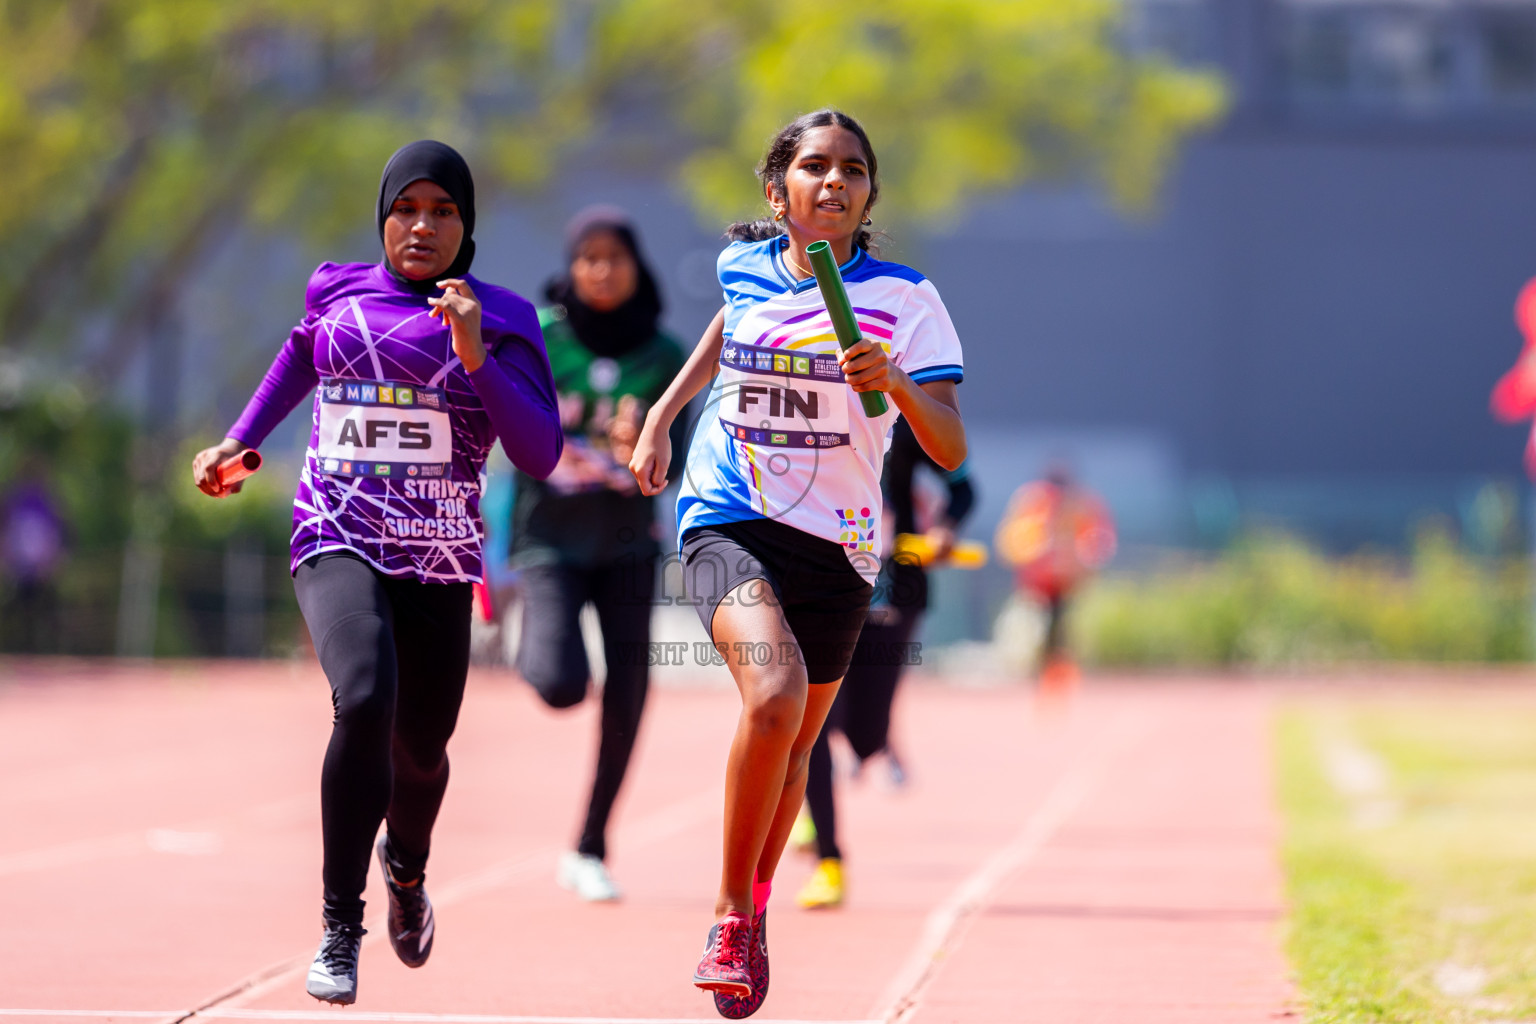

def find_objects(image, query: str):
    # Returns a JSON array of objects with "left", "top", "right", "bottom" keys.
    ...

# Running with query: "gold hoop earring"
[
  {"left": 774, "top": 210, "right": 785, "bottom": 222},
  {"left": 861, "top": 215, "right": 873, "bottom": 226}
]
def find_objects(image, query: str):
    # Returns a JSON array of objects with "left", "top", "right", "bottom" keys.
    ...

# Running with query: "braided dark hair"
[{"left": 725, "top": 108, "right": 881, "bottom": 251}]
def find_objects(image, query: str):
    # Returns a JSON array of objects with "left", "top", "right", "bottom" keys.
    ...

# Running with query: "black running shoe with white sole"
[
  {"left": 376, "top": 834, "right": 435, "bottom": 967},
  {"left": 306, "top": 921, "right": 365, "bottom": 1005}
]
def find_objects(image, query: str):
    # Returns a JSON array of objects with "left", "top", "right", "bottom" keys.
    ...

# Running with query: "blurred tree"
[
  {"left": 0, "top": 0, "right": 574, "bottom": 382},
  {"left": 0, "top": 0, "right": 1224, "bottom": 379},
  {"left": 594, "top": 0, "right": 1227, "bottom": 223}
]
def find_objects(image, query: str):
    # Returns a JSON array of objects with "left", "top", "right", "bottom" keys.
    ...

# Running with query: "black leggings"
[
  {"left": 1042, "top": 590, "right": 1069, "bottom": 661},
  {"left": 293, "top": 552, "right": 472, "bottom": 926},
  {"left": 516, "top": 556, "right": 654, "bottom": 861},
  {"left": 805, "top": 606, "right": 921, "bottom": 862}
]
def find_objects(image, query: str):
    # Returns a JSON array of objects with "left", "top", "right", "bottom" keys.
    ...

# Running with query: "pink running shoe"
[
  {"left": 693, "top": 912, "right": 752, "bottom": 998},
  {"left": 714, "top": 908, "right": 769, "bottom": 1019}
]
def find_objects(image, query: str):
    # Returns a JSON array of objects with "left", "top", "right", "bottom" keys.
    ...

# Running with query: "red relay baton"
[
  {"left": 216, "top": 449, "right": 263, "bottom": 488},
  {"left": 472, "top": 581, "right": 496, "bottom": 623}
]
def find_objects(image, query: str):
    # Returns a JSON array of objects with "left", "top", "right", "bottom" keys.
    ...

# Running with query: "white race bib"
[
  {"left": 315, "top": 378, "right": 452, "bottom": 480},
  {"left": 716, "top": 341, "right": 851, "bottom": 449}
]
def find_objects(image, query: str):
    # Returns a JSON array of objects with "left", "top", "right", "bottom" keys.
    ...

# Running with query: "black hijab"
[
  {"left": 376, "top": 140, "right": 476, "bottom": 295},
  {"left": 542, "top": 205, "right": 663, "bottom": 358}
]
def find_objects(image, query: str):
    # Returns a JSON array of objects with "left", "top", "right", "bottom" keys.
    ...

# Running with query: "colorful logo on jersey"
[
  {"left": 417, "top": 390, "right": 441, "bottom": 410},
  {"left": 771, "top": 433, "right": 788, "bottom": 445},
  {"left": 360, "top": 385, "right": 377, "bottom": 403},
  {"left": 407, "top": 465, "right": 418, "bottom": 476},
  {"left": 750, "top": 431, "right": 766, "bottom": 443},
  {"left": 804, "top": 435, "right": 817, "bottom": 445},
  {"left": 378, "top": 386, "right": 395, "bottom": 404},
  {"left": 836, "top": 506, "right": 877, "bottom": 552},
  {"left": 345, "top": 384, "right": 362, "bottom": 401},
  {"left": 325, "top": 384, "right": 343, "bottom": 401},
  {"left": 341, "top": 461, "right": 353, "bottom": 474},
  {"left": 323, "top": 458, "right": 340, "bottom": 472},
  {"left": 773, "top": 354, "right": 790, "bottom": 373},
  {"left": 722, "top": 346, "right": 737, "bottom": 363},
  {"left": 374, "top": 463, "right": 390, "bottom": 476},
  {"left": 812, "top": 359, "right": 843, "bottom": 381},
  {"left": 396, "top": 388, "right": 413, "bottom": 406},
  {"left": 793, "top": 357, "right": 810, "bottom": 375},
  {"left": 754, "top": 353, "right": 773, "bottom": 370},
  {"left": 736, "top": 427, "right": 747, "bottom": 439}
]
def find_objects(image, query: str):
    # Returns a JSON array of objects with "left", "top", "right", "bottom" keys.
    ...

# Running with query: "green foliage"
[
  {"left": 594, "top": 0, "right": 1227, "bottom": 223},
  {"left": 0, "top": 394, "right": 300, "bottom": 656},
  {"left": 0, "top": 0, "right": 573, "bottom": 374},
  {"left": 0, "top": 387, "right": 134, "bottom": 550},
  {"left": 1076, "top": 531, "right": 1532, "bottom": 667},
  {"left": 0, "top": 0, "right": 1225, "bottom": 379}
]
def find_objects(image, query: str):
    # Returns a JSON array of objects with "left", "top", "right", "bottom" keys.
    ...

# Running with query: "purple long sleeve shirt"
[{"left": 228, "top": 261, "right": 563, "bottom": 583}]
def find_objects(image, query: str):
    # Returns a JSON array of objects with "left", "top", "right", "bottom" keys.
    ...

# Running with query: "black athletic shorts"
[{"left": 679, "top": 517, "right": 874, "bottom": 685}]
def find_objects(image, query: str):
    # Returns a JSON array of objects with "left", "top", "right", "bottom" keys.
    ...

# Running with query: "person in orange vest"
[{"left": 994, "top": 465, "right": 1115, "bottom": 684}]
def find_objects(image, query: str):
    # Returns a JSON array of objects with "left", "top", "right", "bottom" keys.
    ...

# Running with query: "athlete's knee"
[
  {"left": 328, "top": 665, "right": 393, "bottom": 732},
  {"left": 741, "top": 675, "right": 807, "bottom": 743},
  {"left": 518, "top": 638, "right": 590, "bottom": 708},
  {"left": 744, "top": 696, "right": 800, "bottom": 743},
  {"left": 332, "top": 681, "right": 392, "bottom": 734},
  {"left": 393, "top": 733, "right": 449, "bottom": 781},
  {"left": 320, "top": 612, "right": 394, "bottom": 726},
  {"left": 524, "top": 669, "right": 588, "bottom": 709}
]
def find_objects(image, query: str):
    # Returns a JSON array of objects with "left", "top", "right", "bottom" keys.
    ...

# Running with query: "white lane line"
[
  {"left": 0, "top": 832, "right": 146, "bottom": 877},
  {"left": 175, "top": 789, "right": 722, "bottom": 1021},
  {"left": 0, "top": 1012, "right": 878, "bottom": 1024},
  {"left": 869, "top": 709, "right": 1150, "bottom": 1024},
  {"left": 0, "top": 796, "right": 309, "bottom": 879},
  {"left": 0, "top": 1014, "right": 170, "bottom": 1020}
]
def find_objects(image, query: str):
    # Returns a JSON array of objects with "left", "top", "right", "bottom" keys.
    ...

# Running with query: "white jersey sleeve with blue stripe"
[{"left": 676, "top": 235, "right": 964, "bottom": 580}]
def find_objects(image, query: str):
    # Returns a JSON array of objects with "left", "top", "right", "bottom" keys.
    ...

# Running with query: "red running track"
[{"left": 0, "top": 662, "right": 1292, "bottom": 1023}]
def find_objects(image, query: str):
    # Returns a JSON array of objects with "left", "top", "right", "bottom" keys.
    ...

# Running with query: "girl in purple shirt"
[{"left": 192, "top": 140, "right": 561, "bottom": 1005}]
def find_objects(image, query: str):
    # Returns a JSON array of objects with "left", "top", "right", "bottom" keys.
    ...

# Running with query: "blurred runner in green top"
[
  {"left": 511, "top": 211, "right": 685, "bottom": 564},
  {"left": 510, "top": 206, "right": 685, "bottom": 902}
]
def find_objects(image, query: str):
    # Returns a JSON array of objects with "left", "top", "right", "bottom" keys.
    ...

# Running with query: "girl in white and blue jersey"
[{"left": 628, "top": 109, "right": 966, "bottom": 1018}]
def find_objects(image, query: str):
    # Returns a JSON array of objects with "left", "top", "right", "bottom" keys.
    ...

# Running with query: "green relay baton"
[{"left": 805, "top": 239, "right": 888, "bottom": 417}]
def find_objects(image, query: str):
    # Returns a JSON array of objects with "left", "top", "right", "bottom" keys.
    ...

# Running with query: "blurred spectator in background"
[
  {"left": 1490, "top": 277, "right": 1536, "bottom": 477},
  {"left": 995, "top": 464, "right": 1115, "bottom": 687},
  {"left": 1, "top": 461, "right": 66, "bottom": 653},
  {"left": 506, "top": 206, "right": 686, "bottom": 902}
]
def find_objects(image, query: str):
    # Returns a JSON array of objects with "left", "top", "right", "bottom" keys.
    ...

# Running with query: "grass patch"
[
  {"left": 1280, "top": 699, "right": 1536, "bottom": 1022},
  {"left": 1076, "top": 531, "right": 1530, "bottom": 667}
]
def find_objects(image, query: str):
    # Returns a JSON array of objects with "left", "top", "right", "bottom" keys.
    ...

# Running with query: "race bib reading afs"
[
  {"left": 717, "top": 342, "right": 851, "bottom": 449},
  {"left": 315, "top": 379, "right": 452, "bottom": 479}
]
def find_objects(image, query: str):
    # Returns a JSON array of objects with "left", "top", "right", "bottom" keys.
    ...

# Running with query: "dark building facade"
[{"left": 915, "top": 0, "right": 1536, "bottom": 557}]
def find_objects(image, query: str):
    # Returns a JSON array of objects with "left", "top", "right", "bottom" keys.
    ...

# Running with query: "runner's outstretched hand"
[{"left": 192, "top": 438, "right": 251, "bottom": 498}]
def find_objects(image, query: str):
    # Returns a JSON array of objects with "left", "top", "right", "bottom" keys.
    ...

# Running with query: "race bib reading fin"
[
  {"left": 315, "top": 378, "right": 452, "bottom": 480},
  {"left": 716, "top": 342, "right": 851, "bottom": 449}
]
